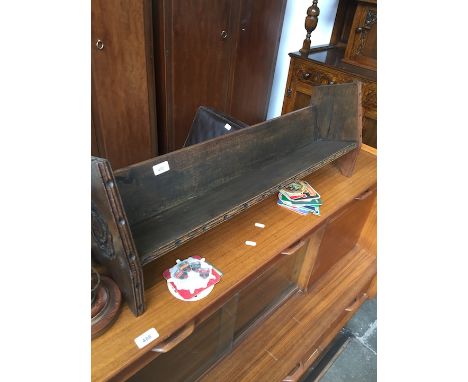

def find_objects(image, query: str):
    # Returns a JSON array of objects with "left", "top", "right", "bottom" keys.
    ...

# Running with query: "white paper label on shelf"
[
  {"left": 153, "top": 161, "right": 170, "bottom": 176},
  {"left": 254, "top": 223, "right": 265, "bottom": 228},
  {"left": 224, "top": 123, "right": 232, "bottom": 131},
  {"left": 245, "top": 241, "right": 257, "bottom": 246},
  {"left": 134, "top": 328, "right": 159, "bottom": 349}
]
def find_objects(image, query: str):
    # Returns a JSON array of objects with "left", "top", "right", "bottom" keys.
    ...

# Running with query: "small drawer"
[
  {"left": 296, "top": 68, "right": 336, "bottom": 86},
  {"left": 127, "top": 297, "right": 236, "bottom": 382},
  {"left": 294, "top": 63, "right": 353, "bottom": 88},
  {"left": 233, "top": 239, "right": 308, "bottom": 341}
]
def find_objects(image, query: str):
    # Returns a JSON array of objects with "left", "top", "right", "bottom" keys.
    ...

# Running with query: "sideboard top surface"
[
  {"left": 290, "top": 47, "right": 376, "bottom": 81},
  {"left": 91, "top": 147, "right": 377, "bottom": 382}
]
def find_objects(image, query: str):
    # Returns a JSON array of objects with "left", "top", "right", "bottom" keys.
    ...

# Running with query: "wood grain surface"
[
  {"left": 153, "top": 0, "right": 286, "bottom": 153},
  {"left": 91, "top": 0, "right": 157, "bottom": 169},
  {"left": 91, "top": 148, "right": 376, "bottom": 382},
  {"left": 199, "top": 246, "right": 376, "bottom": 381}
]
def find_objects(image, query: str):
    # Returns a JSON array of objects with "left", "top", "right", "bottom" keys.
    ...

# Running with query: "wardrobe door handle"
[
  {"left": 151, "top": 321, "right": 195, "bottom": 353},
  {"left": 281, "top": 240, "right": 306, "bottom": 255},
  {"left": 95, "top": 39, "right": 104, "bottom": 50},
  {"left": 283, "top": 362, "right": 304, "bottom": 382},
  {"left": 345, "top": 293, "right": 368, "bottom": 312}
]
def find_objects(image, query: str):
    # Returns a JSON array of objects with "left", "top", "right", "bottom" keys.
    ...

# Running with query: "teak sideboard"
[{"left": 92, "top": 146, "right": 377, "bottom": 382}]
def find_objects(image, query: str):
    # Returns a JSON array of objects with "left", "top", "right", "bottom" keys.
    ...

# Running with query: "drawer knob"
[
  {"left": 220, "top": 30, "right": 228, "bottom": 40},
  {"left": 151, "top": 321, "right": 195, "bottom": 353},
  {"left": 302, "top": 72, "right": 311, "bottom": 80}
]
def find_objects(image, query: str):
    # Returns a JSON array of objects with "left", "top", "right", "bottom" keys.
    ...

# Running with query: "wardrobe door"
[
  {"left": 92, "top": 0, "right": 157, "bottom": 169},
  {"left": 229, "top": 0, "right": 287, "bottom": 125},
  {"left": 155, "top": 0, "right": 237, "bottom": 153}
]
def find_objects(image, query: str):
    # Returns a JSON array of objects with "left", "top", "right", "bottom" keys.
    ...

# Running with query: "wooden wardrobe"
[
  {"left": 92, "top": 0, "right": 287, "bottom": 167},
  {"left": 153, "top": 0, "right": 287, "bottom": 153},
  {"left": 91, "top": 0, "right": 157, "bottom": 169}
]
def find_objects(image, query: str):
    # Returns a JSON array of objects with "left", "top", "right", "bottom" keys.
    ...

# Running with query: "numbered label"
[
  {"left": 134, "top": 328, "right": 159, "bottom": 349},
  {"left": 153, "top": 161, "right": 170, "bottom": 176}
]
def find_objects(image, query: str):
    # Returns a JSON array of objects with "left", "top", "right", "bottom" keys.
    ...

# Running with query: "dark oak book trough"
[{"left": 91, "top": 82, "right": 362, "bottom": 316}]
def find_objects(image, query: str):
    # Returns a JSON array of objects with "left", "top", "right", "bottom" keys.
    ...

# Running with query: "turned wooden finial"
[{"left": 299, "top": 0, "right": 320, "bottom": 55}]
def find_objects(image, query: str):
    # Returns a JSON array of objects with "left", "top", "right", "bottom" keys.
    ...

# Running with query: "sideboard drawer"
[
  {"left": 127, "top": 298, "right": 236, "bottom": 382},
  {"left": 233, "top": 240, "right": 307, "bottom": 341},
  {"left": 308, "top": 188, "right": 376, "bottom": 289}
]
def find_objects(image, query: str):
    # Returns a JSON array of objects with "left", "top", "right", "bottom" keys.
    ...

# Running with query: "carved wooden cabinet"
[{"left": 282, "top": 0, "right": 377, "bottom": 148}]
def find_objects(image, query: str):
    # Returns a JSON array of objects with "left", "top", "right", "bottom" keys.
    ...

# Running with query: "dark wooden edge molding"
[{"left": 91, "top": 157, "right": 145, "bottom": 316}]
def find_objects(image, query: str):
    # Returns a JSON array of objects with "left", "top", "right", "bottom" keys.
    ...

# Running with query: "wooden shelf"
[
  {"left": 133, "top": 140, "right": 357, "bottom": 264},
  {"left": 92, "top": 83, "right": 363, "bottom": 316},
  {"left": 91, "top": 149, "right": 376, "bottom": 382},
  {"left": 199, "top": 245, "right": 376, "bottom": 382}
]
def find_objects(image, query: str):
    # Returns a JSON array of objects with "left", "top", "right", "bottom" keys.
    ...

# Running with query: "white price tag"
[
  {"left": 134, "top": 328, "right": 159, "bottom": 349},
  {"left": 153, "top": 161, "right": 170, "bottom": 176},
  {"left": 224, "top": 123, "right": 232, "bottom": 131}
]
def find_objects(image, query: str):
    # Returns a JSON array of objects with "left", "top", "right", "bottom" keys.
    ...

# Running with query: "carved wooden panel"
[
  {"left": 91, "top": 157, "right": 145, "bottom": 316},
  {"left": 343, "top": 1, "right": 377, "bottom": 70},
  {"left": 282, "top": 57, "right": 376, "bottom": 148},
  {"left": 362, "top": 82, "right": 377, "bottom": 111}
]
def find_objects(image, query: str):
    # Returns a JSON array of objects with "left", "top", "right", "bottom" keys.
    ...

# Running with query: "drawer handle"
[
  {"left": 345, "top": 293, "right": 368, "bottom": 312},
  {"left": 283, "top": 362, "right": 304, "bottom": 382},
  {"left": 151, "top": 321, "right": 195, "bottom": 353},
  {"left": 281, "top": 240, "right": 306, "bottom": 255},
  {"left": 355, "top": 189, "right": 374, "bottom": 200},
  {"left": 302, "top": 72, "right": 311, "bottom": 80}
]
